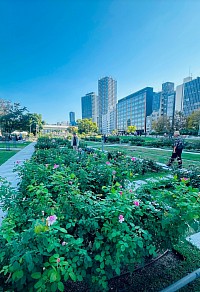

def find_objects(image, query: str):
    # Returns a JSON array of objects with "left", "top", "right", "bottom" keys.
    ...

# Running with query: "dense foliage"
[{"left": 0, "top": 138, "right": 199, "bottom": 291}]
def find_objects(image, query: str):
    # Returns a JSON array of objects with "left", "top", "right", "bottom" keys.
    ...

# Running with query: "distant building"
[
  {"left": 81, "top": 92, "right": 98, "bottom": 124},
  {"left": 175, "top": 77, "right": 192, "bottom": 112},
  {"left": 183, "top": 77, "right": 200, "bottom": 116},
  {"left": 98, "top": 76, "right": 117, "bottom": 134},
  {"left": 152, "top": 92, "right": 161, "bottom": 112},
  {"left": 160, "top": 82, "right": 175, "bottom": 126},
  {"left": 69, "top": 112, "right": 76, "bottom": 126},
  {"left": 117, "top": 87, "right": 153, "bottom": 133}
]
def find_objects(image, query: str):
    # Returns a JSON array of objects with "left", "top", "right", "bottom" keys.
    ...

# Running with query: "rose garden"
[{"left": 0, "top": 136, "right": 199, "bottom": 292}]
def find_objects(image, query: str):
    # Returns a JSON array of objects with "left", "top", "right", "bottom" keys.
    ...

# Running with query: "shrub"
[{"left": 0, "top": 138, "right": 199, "bottom": 291}]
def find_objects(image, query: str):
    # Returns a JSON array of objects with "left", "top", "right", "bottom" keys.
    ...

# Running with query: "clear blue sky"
[{"left": 0, "top": 0, "right": 200, "bottom": 124}]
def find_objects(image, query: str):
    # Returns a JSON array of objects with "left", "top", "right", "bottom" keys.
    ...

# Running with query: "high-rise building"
[
  {"left": 181, "top": 77, "right": 200, "bottom": 116},
  {"left": 69, "top": 111, "right": 76, "bottom": 126},
  {"left": 175, "top": 76, "right": 200, "bottom": 116},
  {"left": 175, "top": 77, "right": 192, "bottom": 112},
  {"left": 98, "top": 76, "right": 117, "bottom": 134},
  {"left": 81, "top": 92, "right": 98, "bottom": 124},
  {"left": 152, "top": 92, "right": 161, "bottom": 112},
  {"left": 117, "top": 87, "right": 153, "bottom": 133},
  {"left": 160, "top": 82, "right": 175, "bottom": 126}
]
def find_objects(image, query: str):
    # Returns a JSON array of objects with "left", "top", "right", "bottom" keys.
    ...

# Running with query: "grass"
[
  {"left": 0, "top": 151, "right": 18, "bottom": 165},
  {"left": 0, "top": 141, "right": 31, "bottom": 149},
  {"left": 131, "top": 171, "right": 168, "bottom": 181},
  {"left": 84, "top": 141, "right": 200, "bottom": 168}
]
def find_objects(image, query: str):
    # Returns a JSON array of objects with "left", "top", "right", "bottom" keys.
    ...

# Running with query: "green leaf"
[
  {"left": 34, "top": 280, "right": 43, "bottom": 289},
  {"left": 100, "top": 262, "right": 104, "bottom": 269},
  {"left": 53, "top": 226, "right": 68, "bottom": 233},
  {"left": 12, "top": 270, "right": 24, "bottom": 280},
  {"left": 72, "top": 256, "right": 79, "bottom": 262},
  {"left": 94, "top": 255, "right": 101, "bottom": 261},
  {"left": 137, "top": 241, "right": 143, "bottom": 248},
  {"left": 58, "top": 281, "right": 64, "bottom": 292},
  {"left": 77, "top": 275, "right": 83, "bottom": 281},
  {"left": 115, "top": 267, "right": 120, "bottom": 275},
  {"left": 69, "top": 272, "right": 77, "bottom": 281},
  {"left": 50, "top": 271, "right": 58, "bottom": 283},
  {"left": 51, "top": 282, "right": 58, "bottom": 292},
  {"left": 31, "top": 272, "right": 41, "bottom": 279}
]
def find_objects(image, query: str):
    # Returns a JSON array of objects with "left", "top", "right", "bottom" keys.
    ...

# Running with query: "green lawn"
[
  {"left": 0, "top": 141, "right": 30, "bottom": 149},
  {"left": 84, "top": 141, "right": 200, "bottom": 168},
  {"left": 0, "top": 151, "right": 18, "bottom": 165}
]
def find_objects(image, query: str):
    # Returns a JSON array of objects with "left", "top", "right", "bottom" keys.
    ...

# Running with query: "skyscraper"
[
  {"left": 183, "top": 76, "right": 200, "bottom": 116},
  {"left": 175, "top": 77, "right": 192, "bottom": 112},
  {"left": 160, "top": 82, "right": 175, "bottom": 126},
  {"left": 117, "top": 87, "right": 153, "bottom": 133},
  {"left": 98, "top": 76, "right": 117, "bottom": 134},
  {"left": 81, "top": 92, "right": 98, "bottom": 124},
  {"left": 69, "top": 111, "right": 76, "bottom": 126}
]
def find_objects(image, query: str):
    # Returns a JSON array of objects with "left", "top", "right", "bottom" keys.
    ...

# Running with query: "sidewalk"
[{"left": 0, "top": 142, "right": 36, "bottom": 225}]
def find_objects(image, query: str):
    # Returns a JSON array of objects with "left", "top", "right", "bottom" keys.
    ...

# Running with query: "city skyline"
[{"left": 0, "top": 0, "right": 200, "bottom": 123}]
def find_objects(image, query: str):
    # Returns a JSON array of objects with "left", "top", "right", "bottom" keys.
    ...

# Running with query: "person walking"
[
  {"left": 167, "top": 131, "right": 183, "bottom": 168},
  {"left": 71, "top": 133, "right": 79, "bottom": 151}
]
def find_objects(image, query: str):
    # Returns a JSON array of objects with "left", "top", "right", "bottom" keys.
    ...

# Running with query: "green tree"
[
  {"left": 0, "top": 102, "right": 28, "bottom": 134},
  {"left": 186, "top": 109, "right": 200, "bottom": 131},
  {"left": 127, "top": 125, "right": 137, "bottom": 134},
  {"left": 0, "top": 99, "right": 11, "bottom": 116},
  {"left": 152, "top": 116, "right": 171, "bottom": 133},
  {"left": 77, "top": 118, "right": 98, "bottom": 134},
  {"left": 67, "top": 126, "right": 78, "bottom": 134},
  {"left": 21, "top": 113, "right": 44, "bottom": 135},
  {"left": 174, "top": 111, "right": 187, "bottom": 131}
]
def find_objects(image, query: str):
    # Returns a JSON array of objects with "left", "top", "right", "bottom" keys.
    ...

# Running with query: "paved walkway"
[{"left": 0, "top": 142, "right": 36, "bottom": 225}]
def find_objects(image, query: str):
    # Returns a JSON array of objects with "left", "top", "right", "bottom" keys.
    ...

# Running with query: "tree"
[
  {"left": 77, "top": 119, "right": 98, "bottom": 134},
  {"left": 0, "top": 99, "right": 11, "bottom": 116},
  {"left": 21, "top": 113, "right": 44, "bottom": 135},
  {"left": 67, "top": 126, "right": 78, "bottom": 134},
  {"left": 0, "top": 102, "right": 28, "bottom": 134},
  {"left": 152, "top": 116, "right": 171, "bottom": 133},
  {"left": 127, "top": 125, "right": 137, "bottom": 134},
  {"left": 186, "top": 109, "right": 200, "bottom": 131},
  {"left": 174, "top": 111, "right": 187, "bottom": 131},
  {"left": 0, "top": 99, "right": 44, "bottom": 136}
]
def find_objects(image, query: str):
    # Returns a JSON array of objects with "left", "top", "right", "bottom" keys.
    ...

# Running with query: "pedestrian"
[
  {"left": 167, "top": 131, "right": 184, "bottom": 168},
  {"left": 71, "top": 133, "right": 79, "bottom": 151}
]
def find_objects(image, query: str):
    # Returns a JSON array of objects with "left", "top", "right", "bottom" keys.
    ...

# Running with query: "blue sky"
[{"left": 0, "top": 0, "right": 200, "bottom": 123}]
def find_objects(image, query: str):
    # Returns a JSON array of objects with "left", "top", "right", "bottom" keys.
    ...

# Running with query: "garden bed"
[{"left": 0, "top": 137, "right": 199, "bottom": 291}]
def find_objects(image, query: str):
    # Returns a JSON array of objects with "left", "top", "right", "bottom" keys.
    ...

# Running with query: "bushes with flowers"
[{"left": 0, "top": 137, "right": 200, "bottom": 291}]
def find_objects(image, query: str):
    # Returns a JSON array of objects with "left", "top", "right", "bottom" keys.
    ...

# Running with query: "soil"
[{"left": 64, "top": 250, "right": 200, "bottom": 292}]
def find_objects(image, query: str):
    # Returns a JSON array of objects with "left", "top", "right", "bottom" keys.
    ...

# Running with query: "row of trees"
[
  {"left": 152, "top": 110, "right": 200, "bottom": 134},
  {"left": 0, "top": 99, "right": 44, "bottom": 136}
]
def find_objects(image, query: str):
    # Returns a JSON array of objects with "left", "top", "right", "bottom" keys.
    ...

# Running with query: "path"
[{"left": 0, "top": 142, "right": 36, "bottom": 225}]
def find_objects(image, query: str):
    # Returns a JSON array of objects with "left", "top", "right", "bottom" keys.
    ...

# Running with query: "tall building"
[
  {"left": 98, "top": 76, "right": 117, "bottom": 134},
  {"left": 69, "top": 111, "right": 76, "bottom": 126},
  {"left": 160, "top": 82, "right": 175, "bottom": 126},
  {"left": 117, "top": 87, "right": 153, "bottom": 133},
  {"left": 183, "top": 76, "right": 200, "bottom": 116},
  {"left": 175, "top": 77, "right": 192, "bottom": 112},
  {"left": 152, "top": 92, "right": 161, "bottom": 112},
  {"left": 81, "top": 92, "right": 98, "bottom": 124}
]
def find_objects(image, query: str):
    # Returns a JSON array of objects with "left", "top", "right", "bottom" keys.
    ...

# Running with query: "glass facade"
[
  {"left": 152, "top": 92, "right": 161, "bottom": 112},
  {"left": 117, "top": 87, "right": 153, "bottom": 132},
  {"left": 183, "top": 77, "right": 200, "bottom": 116},
  {"left": 69, "top": 112, "right": 76, "bottom": 126},
  {"left": 161, "top": 82, "right": 175, "bottom": 116},
  {"left": 98, "top": 76, "right": 117, "bottom": 133}
]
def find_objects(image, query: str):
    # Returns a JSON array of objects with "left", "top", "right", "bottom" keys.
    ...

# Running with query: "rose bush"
[{"left": 0, "top": 137, "right": 199, "bottom": 291}]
